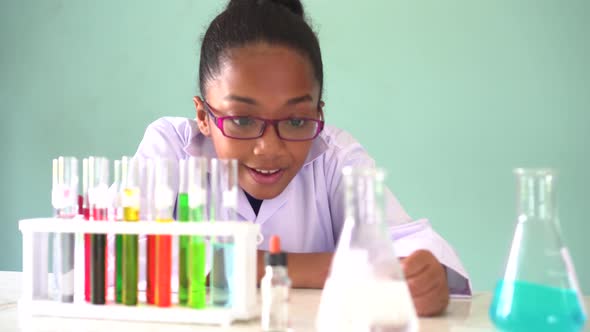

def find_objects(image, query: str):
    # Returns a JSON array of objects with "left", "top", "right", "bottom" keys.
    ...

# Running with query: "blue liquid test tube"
[{"left": 210, "top": 158, "right": 238, "bottom": 308}]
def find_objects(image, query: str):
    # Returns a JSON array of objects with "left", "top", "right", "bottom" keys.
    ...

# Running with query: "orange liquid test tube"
[
  {"left": 153, "top": 158, "right": 174, "bottom": 307},
  {"left": 155, "top": 220, "right": 172, "bottom": 307},
  {"left": 145, "top": 159, "right": 156, "bottom": 305}
]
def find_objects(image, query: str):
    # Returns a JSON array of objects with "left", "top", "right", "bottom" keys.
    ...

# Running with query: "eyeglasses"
[{"left": 204, "top": 101, "right": 325, "bottom": 141}]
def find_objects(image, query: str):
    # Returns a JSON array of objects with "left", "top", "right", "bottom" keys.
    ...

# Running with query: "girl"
[{"left": 135, "top": 0, "right": 470, "bottom": 316}]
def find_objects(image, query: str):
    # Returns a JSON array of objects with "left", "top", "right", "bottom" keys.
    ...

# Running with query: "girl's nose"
[{"left": 252, "top": 123, "right": 285, "bottom": 156}]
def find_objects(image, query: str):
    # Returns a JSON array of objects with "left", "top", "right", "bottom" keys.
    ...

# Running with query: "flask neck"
[
  {"left": 343, "top": 167, "right": 386, "bottom": 227},
  {"left": 516, "top": 169, "right": 557, "bottom": 221},
  {"left": 339, "top": 167, "right": 390, "bottom": 251}
]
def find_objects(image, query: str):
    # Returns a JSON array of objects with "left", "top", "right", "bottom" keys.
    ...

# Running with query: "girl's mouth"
[{"left": 247, "top": 167, "right": 285, "bottom": 185}]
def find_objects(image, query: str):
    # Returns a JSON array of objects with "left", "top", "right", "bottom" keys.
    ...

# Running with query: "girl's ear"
[
  {"left": 194, "top": 96, "right": 211, "bottom": 136},
  {"left": 318, "top": 100, "right": 325, "bottom": 120}
]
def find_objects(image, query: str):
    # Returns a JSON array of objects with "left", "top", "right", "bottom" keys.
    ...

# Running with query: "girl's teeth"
[{"left": 255, "top": 169, "right": 279, "bottom": 174}]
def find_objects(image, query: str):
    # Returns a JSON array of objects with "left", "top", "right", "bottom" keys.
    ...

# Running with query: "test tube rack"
[{"left": 18, "top": 218, "right": 260, "bottom": 326}]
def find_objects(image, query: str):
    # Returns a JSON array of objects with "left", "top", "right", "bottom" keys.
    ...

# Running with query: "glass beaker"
[
  {"left": 316, "top": 166, "right": 418, "bottom": 332},
  {"left": 490, "top": 168, "right": 587, "bottom": 332}
]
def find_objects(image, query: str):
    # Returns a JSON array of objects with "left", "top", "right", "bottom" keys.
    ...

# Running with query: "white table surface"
[{"left": 1, "top": 271, "right": 588, "bottom": 331}]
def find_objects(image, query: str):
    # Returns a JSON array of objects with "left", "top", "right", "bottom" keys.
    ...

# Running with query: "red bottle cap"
[
  {"left": 269, "top": 235, "right": 281, "bottom": 254},
  {"left": 266, "top": 235, "right": 287, "bottom": 267}
]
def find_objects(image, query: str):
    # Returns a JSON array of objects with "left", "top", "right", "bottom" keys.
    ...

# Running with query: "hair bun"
[
  {"left": 228, "top": 0, "right": 304, "bottom": 17},
  {"left": 268, "top": 0, "right": 304, "bottom": 17}
]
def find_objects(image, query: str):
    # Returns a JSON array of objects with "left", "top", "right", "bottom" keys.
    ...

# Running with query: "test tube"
[
  {"left": 220, "top": 159, "right": 238, "bottom": 222},
  {"left": 89, "top": 157, "right": 109, "bottom": 304},
  {"left": 52, "top": 156, "right": 78, "bottom": 303},
  {"left": 154, "top": 158, "right": 174, "bottom": 307},
  {"left": 32, "top": 160, "right": 60, "bottom": 300},
  {"left": 121, "top": 156, "right": 140, "bottom": 305},
  {"left": 113, "top": 160, "right": 124, "bottom": 303},
  {"left": 82, "top": 158, "right": 91, "bottom": 302},
  {"left": 178, "top": 159, "right": 190, "bottom": 305},
  {"left": 109, "top": 160, "right": 123, "bottom": 222},
  {"left": 145, "top": 159, "right": 156, "bottom": 305},
  {"left": 180, "top": 157, "right": 208, "bottom": 308},
  {"left": 210, "top": 158, "right": 238, "bottom": 307}
]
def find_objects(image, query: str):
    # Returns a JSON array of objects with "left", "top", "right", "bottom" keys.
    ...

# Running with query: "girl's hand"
[{"left": 400, "top": 249, "right": 449, "bottom": 316}]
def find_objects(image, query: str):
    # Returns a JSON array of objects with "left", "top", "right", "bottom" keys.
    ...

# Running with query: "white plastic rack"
[{"left": 18, "top": 218, "right": 260, "bottom": 326}]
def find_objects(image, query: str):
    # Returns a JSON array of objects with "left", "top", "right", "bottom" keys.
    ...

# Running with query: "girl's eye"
[
  {"left": 230, "top": 117, "right": 256, "bottom": 126},
  {"left": 287, "top": 119, "right": 307, "bottom": 128}
]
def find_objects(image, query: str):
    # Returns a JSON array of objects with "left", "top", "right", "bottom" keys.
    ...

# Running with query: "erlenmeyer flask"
[
  {"left": 490, "top": 169, "right": 587, "bottom": 332},
  {"left": 316, "top": 166, "right": 418, "bottom": 332}
]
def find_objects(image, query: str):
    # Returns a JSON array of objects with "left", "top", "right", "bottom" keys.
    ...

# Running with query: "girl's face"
[{"left": 195, "top": 43, "right": 322, "bottom": 199}]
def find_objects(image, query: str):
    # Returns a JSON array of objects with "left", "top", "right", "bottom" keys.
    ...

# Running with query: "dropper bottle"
[{"left": 261, "top": 235, "right": 291, "bottom": 332}]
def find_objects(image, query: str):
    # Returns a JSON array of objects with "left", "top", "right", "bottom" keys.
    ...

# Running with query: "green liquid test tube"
[
  {"left": 188, "top": 205, "right": 206, "bottom": 308},
  {"left": 121, "top": 157, "right": 140, "bottom": 306},
  {"left": 180, "top": 157, "right": 208, "bottom": 308},
  {"left": 178, "top": 192, "right": 190, "bottom": 305},
  {"left": 115, "top": 232, "right": 123, "bottom": 303},
  {"left": 112, "top": 159, "right": 123, "bottom": 303}
]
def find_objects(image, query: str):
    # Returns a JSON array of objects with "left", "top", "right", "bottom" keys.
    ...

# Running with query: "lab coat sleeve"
[
  {"left": 323, "top": 126, "right": 471, "bottom": 296},
  {"left": 390, "top": 219, "right": 472, "bottom": 296}
]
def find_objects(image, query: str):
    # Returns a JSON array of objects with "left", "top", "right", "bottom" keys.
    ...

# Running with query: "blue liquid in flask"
[{"left": 490, "top": 280, "right": 586, "bottom": 332}]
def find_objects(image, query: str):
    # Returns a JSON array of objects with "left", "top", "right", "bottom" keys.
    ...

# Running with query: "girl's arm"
[
  {"left": 256, "top": 251, "right": 332, "bottom": 288},
  {"left": 255, "top": 249, "right": 449, "bottom": 316}
]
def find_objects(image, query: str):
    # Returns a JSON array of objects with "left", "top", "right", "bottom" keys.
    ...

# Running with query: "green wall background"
[{"left": 1, "top": 0, "right": 588, "bottom": 293}]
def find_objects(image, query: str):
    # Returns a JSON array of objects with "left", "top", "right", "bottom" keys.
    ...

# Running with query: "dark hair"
[{"left": 199, "top": 0, "right": 324, "bottom": 99}]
